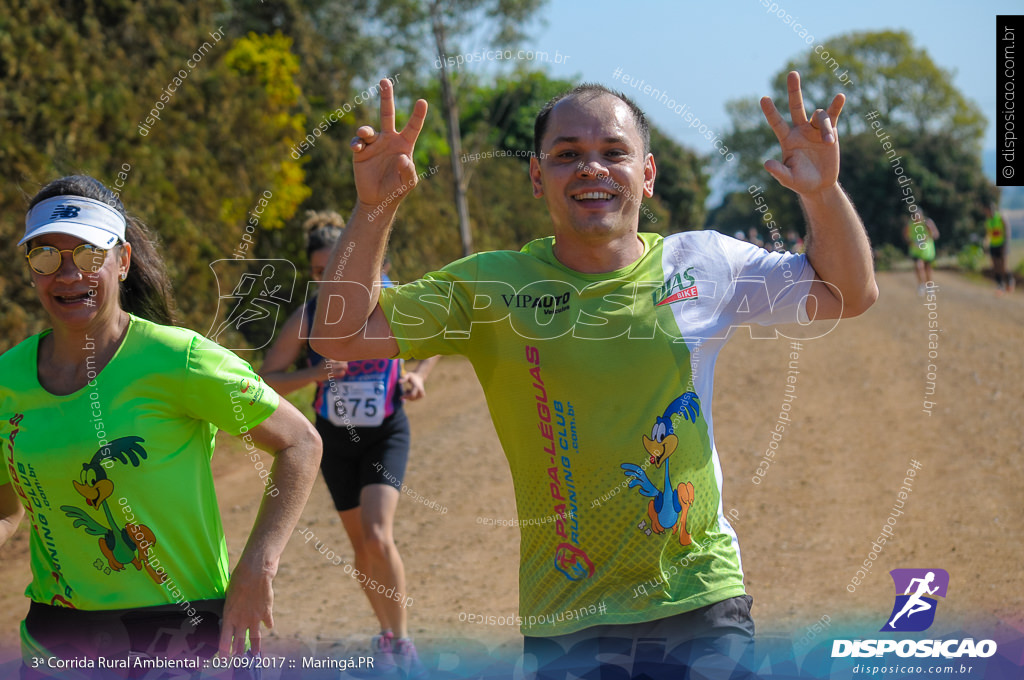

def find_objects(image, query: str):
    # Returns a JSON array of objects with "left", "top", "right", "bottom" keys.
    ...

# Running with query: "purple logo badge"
[{"left": 881, "top": 568, "right": 949, "bottom": 632}]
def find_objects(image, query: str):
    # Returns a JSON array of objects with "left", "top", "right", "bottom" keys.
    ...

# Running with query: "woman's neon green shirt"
[{"left": 0, "top": 315, "right": 278, "bottom": 611}]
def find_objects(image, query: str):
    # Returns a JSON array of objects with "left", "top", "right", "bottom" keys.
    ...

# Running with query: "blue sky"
[{"left": 483, "top": 0, "right": 1015, "bottom": 165}]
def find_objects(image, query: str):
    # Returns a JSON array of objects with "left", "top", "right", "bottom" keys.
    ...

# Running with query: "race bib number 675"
[{"left": 328, "top": 381, "right": 387, "bottom": 428}]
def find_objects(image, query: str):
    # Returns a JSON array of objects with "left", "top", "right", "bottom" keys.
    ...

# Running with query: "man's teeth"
[{"left": 574, "top": 192, "right": 614, "bottom": 201}]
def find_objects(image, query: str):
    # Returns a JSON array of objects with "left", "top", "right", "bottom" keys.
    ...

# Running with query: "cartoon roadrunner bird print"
[
  {"left": 621, "top": 392, "right": 699, "bottom": 545},
  {"left": 60, "top": 436, "right": 165, "bottom": 583}
]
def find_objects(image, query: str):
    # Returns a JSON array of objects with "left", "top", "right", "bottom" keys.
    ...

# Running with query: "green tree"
[
  {"left": 371, "top": 0, "right": 546, "bottom": 256},
  {"left": 0, "top": 0, "right": 309, "bottom": 351},
  {"left": 717, "top": 30, "right": 993, "bottom": 252},
  {"left": 223, "top": 0, "right": 388, "bottom": 257},
  {"left": 705, "top": 191, "right": 758, "bottom": 236},
  {"left": 648, "top": 127, "right": 709, "bottom": 232},
  {"left": 0, "top": 0, "right": 709, "bottom": 355},
  {"left": 458, "top": 69, "right": 572, "bottom": 164},
  {"left": 786, "top": 30, "right": 985, "bottom": 142}
]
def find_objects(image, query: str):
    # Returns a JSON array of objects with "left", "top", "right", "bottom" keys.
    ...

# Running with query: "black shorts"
[
  {"left": 315, "top": 408, "right": 410, "bottom": 512},
  {"left": 21, "top": 599, "right": 260, "bottom": 679},
  {"left": 990, "top": 243, "right": 1006, "bottom": 258},
  {"left": 523, "top": 594, "right": 756, "bottom": 679}
]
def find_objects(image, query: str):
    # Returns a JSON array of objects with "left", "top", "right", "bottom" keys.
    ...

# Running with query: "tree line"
[{"left": 0, "top": 3, "right": 993, "bottom": 352}]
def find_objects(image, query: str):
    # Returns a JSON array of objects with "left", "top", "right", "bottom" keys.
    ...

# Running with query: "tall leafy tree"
[
  {"left": 0, "top": 0, "right": 309, "bottom": 349},
  {"left": 647, "top": 127, "right": 709, "bottom": 232},
  {"left": 717, "top": 30, "right": 993, "bottom": 251},
  {"left": 371, "top": 0, "right": 546, "bottom": 256},
  {"left": 0, "top": 0, "right": 709, "bottom": 354}
]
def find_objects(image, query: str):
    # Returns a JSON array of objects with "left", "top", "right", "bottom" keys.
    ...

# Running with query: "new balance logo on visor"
[{"left": 49, "top": 205, "right": 81, "bottom": 220}]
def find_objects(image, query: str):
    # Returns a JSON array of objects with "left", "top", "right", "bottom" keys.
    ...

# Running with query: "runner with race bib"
[
  {"left": 260, "top": 212, "right": 437, "bottom": 678},
  {"left": 325, "top": 358, "right": 396, "bottom": 428}
]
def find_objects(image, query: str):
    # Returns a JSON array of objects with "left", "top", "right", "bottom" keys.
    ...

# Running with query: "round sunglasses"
[{"left": 26, "top": 244, "right": 109, "bottom": 275}]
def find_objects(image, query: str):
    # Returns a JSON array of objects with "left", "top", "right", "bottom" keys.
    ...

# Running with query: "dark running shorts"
[
  {"left": 21, "top": 599, "right": 260, "bottom": 679},
  {"left": 990, "top": 243, "right": 1006, "bottom": 258},
  {"left": 315, "top": 408, "right": 410, "bottom": 512},
  {"left": 523, "top": 594, "right": 756, "bottom": 679}
]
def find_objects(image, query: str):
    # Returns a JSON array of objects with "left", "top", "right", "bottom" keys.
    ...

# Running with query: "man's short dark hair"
[{"left": 533, "top": 83, "right": 651, "bottom": 158}]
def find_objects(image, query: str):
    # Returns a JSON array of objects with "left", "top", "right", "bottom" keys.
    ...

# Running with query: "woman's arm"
[
  {"left": 261, "top": 305, "right": 343, "bottom": 395},
  {"left": 217, "top": 399, "right": 322, "bottom": 656},
  {"left": 401, "top": 355, "right": 440, "bottom": 401},
  {"left": 0, "top": 484, "right": 25, "bottom": 548}
]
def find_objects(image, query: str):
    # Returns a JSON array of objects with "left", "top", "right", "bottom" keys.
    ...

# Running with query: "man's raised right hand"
[{"left": 350, "top": 78, "right": 428, "bottom": 219}]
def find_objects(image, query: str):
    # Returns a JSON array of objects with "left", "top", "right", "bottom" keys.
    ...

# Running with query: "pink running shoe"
[
  {"left": 392, "top": 637, "right": 428, "bottom": 679},
  {"left": 370, "top": 630, "right": 396, "bottom": 673}
]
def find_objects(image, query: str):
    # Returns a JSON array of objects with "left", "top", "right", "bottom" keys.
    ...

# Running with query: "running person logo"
[
  {"left": 206, "top": 259, "right": 297, "bottom": 350},
  {"left": 881, "top": 568, "right": 949, "bottom": 632},
  {"left": 834, "top": 569, "right": 995, "bottom": 659}
]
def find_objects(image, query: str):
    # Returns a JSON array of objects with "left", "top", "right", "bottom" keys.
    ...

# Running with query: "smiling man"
[{"left": 312, "top": 73, "right": 877, "bottom": 678}]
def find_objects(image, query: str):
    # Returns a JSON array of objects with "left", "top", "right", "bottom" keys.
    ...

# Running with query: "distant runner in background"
[
  {"left": 983, "top": 203, "right": 1014, "bottom": 294},
  {"left": 261, "top": 211, "right": 437, "bottom": 678},
  {"left": 904, "top": 211, "right": 939, "bottom": 296}
]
